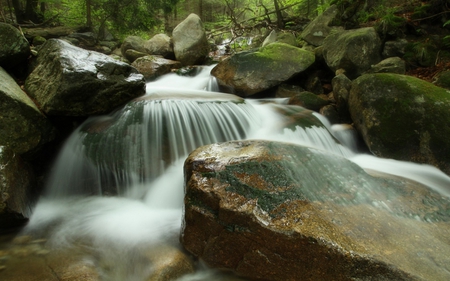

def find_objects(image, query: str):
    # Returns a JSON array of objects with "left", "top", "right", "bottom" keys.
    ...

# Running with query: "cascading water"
[{"left": 15, "top": 65, "right": 450, "bottom": 281}]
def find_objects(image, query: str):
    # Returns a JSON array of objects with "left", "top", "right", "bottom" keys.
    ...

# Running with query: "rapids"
[{"left": 14, "top": 65, "right": 450, "bottom": 280}]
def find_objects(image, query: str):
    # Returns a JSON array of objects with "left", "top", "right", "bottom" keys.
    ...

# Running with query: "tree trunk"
[
  {"left": 11, "top": 0, "right": 24, "bottom": 23},
  {"left": 25, "top": 0, "right": 41, "bottom": 23},
  {"left": 86, "top": 0, "right": 92, "bottom": 29},
  {"left": 273, "top": 0, "right": 283, "bottom": 28}
]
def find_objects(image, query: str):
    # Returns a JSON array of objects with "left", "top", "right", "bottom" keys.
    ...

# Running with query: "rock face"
[
  {"left": 301, "top": 5, "right": 343, "bottom": 46},
  {"left": 0, "top": 146, "right": 35, "bottom": 228},
  {"left": 182, "top": 140, "right": 450, "bottom": 281},
  {"left": 322, "top": 27, "right": 381, "bottom": 78},
  {"left": 131, "top": 56, "right": 181, "bottom": 80},
  {"left": 25, "top": 39, "right": 146, "bottom": 116},
  {"left": 172, "top": 13, "right": 209, "bottom": 66},
  {"left": 0, "top": 67, "right": 54, "bottom": 155},
  {"left": 349, "top": 73, "right": 450, "bottom": 175},
  {"left": 211, "top": 43, "right": 315, "bottom": 97},
  {"left": 0, "top": 23, "right": 30, "bottom": 69}
]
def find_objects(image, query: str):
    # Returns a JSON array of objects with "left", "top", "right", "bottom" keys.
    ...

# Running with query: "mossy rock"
[
  {"left": 349, "top": 73, "right": 450, "bottom": 175},
  {"left": 288, "top": 91, "right": 330, "bottom": 111},
  {"left": 211, "top": 43, "right": 315, "bottom": 97}
]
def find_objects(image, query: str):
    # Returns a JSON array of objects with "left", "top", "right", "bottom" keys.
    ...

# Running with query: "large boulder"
[
  {"left": 172, "top": 14, "right": 209, "bottom": 66},
  {"left": 0, "top": 146, "right": 36, "bottom": 228},
  {"left": 349, "top": 73, "right": 450, "bottom": 175},
  {"left": 211, "top": 43, "right": 315, "bottom": 97},
  {"left": 322, "top": 27, "right": 382, "bottom": 78},
  {"left": 0, "top": 23, "right": 30, "bottom": 69},
  {"left": 0, "top": 67, "right": 54, "bottom": 155},
  {"left": 25, "top": 39, "right": 146, "bottom": 116},
  {"left": 182, "top": 140, "right": 450, "bottom": 281},
  {"left": 144, "top": 33, "right": 174, "bottom": 59},
  {"left": 301, "top": 5, "right": 343, "bottom": 46}
]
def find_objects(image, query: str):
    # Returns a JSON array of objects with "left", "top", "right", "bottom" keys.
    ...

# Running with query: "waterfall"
[{"left": 21, "top": 65, "right": 450, "bottom": 281}]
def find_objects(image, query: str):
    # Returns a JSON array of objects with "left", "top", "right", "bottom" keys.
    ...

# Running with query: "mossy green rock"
[
  {"left": 211, "top": 43, "right": 315, "bottom": 97},
  {"left": 322, "top": 27, "right": 381, "bottom": 79},
  {"left": 349, "top": 73, "right": 450, "bottom": 175},
  {"left": 0, "top": 67, "right": 54, "bottom": 155},
  {"left": 288, "top": 91, "right": 330, "bottom": 111},
  {"left": 0, "top": 23, "right": 30, "bottom": 68},
  {"left": 182, "top": 140, "right": 450, "bottom": 281}
]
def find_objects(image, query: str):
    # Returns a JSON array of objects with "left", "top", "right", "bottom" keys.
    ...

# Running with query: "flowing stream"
[{"left": 15, "top": 65, "right": 450, "bottom": 280}]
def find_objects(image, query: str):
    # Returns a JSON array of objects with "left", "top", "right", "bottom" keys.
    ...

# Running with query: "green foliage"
[{"left": 374, "top": 6, "right": 406, "bottom": 37}]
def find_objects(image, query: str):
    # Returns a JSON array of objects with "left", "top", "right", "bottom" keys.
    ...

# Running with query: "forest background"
[{"left": 1, "top": 0, "right": 450, "bottom": 79}]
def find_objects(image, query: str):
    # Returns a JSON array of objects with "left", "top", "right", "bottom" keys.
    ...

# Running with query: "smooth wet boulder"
[
  {"left": 211, "top": 43, "right": 315, "bottom": 97},
  {"left": 182, "top": 140, "right": 450, "bottom": 281},
  {"left": 0, "top": 23, "right": 30, "bottom": 69},
  {"left": 25, "top": 39, "right": 146, "bottom": 116},
  {"left": 0, "top": 146, "right": 35, "bottom": 228},
  {"left": 144, "top": 34, "right": 174, "bottom": 59},
  {"left": 322, "top": 27, "right": 382, "bottom": 78},
  {"left": 172, "top": 13, "right": 209, "bottom": 66},
  {"left": 131, "top": 56, "right": 181, "bottom": 80},
  {"left": 0, "top": 67, "right": 54, "bottom": 155},
  {"left": 349, "top": 73, "right": 450, "bottom": 175},
  {"left": 301, "top": 5, "right": 343, "bottom": 46}
]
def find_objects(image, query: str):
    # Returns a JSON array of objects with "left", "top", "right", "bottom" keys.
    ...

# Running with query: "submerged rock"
[
  {"left": 0, "top": 67, "right": 54, "bottom": 155},
  {"left": 25, "top": 39, "right": 145, "bottom": 116},
  {"left": 211, "top": 43, "right": 315, "bottom": 97},
  {"left": 349, "top": 73, "right": 450, "bottom": 175},
  {"left": 182, "top": 140, "right": 450, "bottom": 281}
]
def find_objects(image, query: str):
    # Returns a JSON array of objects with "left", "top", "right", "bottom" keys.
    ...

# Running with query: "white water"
[{"left": 22, "top": 65, "right": 450, "bottom": 280}]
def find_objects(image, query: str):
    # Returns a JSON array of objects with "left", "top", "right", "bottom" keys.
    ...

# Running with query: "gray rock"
[
  {"left": 68, "top": 32, "right": 97, "bottom": 47},
  {"left": 25, "top": 39, "right": 145, "bottom": 116},
  {"left": 172, "top": 14, "right": 209, "bottom": 66},
  {"left": 124, "top": 48, "right": 148, "bottom": 63},
  {"left": 261, "top": 30, "right": 277, "bottom": 47},
  {"left": 382, "top": 38, "right": 408, "bottom": 58},
  {"left": 367, "top": 57, "right": 406, "bottom": 74},
  {"left": 275, "top": 84, "right": 305, "bottom": 98},
  {"left": 301, "top": 5, "right": 343, "bottom": 46},
  {"left": 144, "top": 34, "right": 174, "bottom": 59},
  {"left": 211, "top": 43, "right": 315, "bottom": 97},
  {"left": 322, "top": 27, "right": 382, "bottom": 79},
  {"left": 121, "top": 35, "right": 147, "bottom": 58},
  {"left": 332, "top": 73, "right": 352, "bottom": 119},
  {"left": 131, "top": 56, "right": 181, "bottom": 80},
  {"left": 0, "top": 23, "right": 30, "bottom": 68},
  {"left": 0, "top": 67, "right": 54, "bottom": 155},
  {"left": 288, "top": 91, "right": 329, "bottom": 111}
]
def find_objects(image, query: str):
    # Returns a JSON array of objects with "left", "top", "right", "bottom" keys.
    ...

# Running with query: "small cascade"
[{"left": 45, "top": 91, "right": 261, "bottom": 198}]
